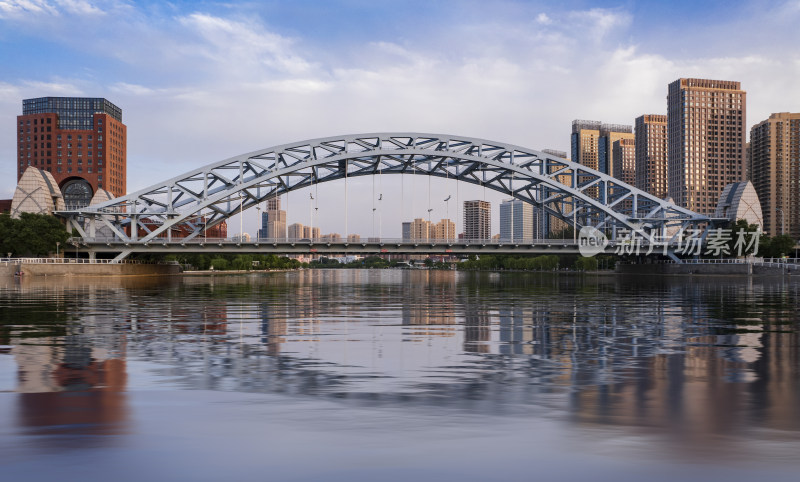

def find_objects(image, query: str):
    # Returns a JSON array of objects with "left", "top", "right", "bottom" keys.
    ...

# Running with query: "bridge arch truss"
[{"left": 62, "top": 133, "right": 709, "bottom": 248}]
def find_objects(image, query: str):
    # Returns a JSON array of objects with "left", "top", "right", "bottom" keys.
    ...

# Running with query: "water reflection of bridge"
[{"left": 2, "top": 273, "right": 798, "bottom": 444}]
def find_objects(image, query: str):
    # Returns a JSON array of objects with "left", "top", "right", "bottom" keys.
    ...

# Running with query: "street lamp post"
[
  {"left": 255, "top": 206, "right": 261, "bottom": 240},
  {"left": 56, "top": 242, "right": 60, "bottom": 258}
]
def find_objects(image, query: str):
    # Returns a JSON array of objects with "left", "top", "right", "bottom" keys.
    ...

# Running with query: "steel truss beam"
[{"left": 60, "top": 133, "right": 710, "bottom": 249}]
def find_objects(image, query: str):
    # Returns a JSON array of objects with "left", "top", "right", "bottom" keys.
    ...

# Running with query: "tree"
[
  {"left": 210, "top": 257, "right": 230, "bottom": 270},
  {"left": 0, "top": 213, "right": 70, "bottom": 257},
  {"left": 726, "top": 219, "right": 761, "bottom": 257},
  {"left": 760, "top": 234, "right": 796, "bottom": 258},
  {"left": 574, "top": 256, "right": 598, "bottom": 271}
]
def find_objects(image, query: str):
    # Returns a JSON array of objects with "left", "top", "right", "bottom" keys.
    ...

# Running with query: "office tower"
[
  {"left": 463, "top": 200, "right": 491, "bottom": 240},
  {"left": 749, "top": 112, "right": 800, "bottom": 236},
  {"left": 258, "top": 196, "right": 287, "bottom": 239},
  {"left": 500, "top": 199, "right": 534, "bottom": 240},
  {"left": 16, "top": 96, "right": 127, "bottom": 204},
  {"left": 635, "top": 114, "right": 668, "bottom": 199},
  {"left": 612, "top": 138, "right": 636, "bottom": 186},
  {"left": 571, "top": 120, "right": 602, "bottom": 170},
  {"left": 598, "top": 124, "right": 634, "bottom": 175},
  {"left": 431, "top": 218, "right": 456, "bottom": 240},
  {"left": 402, "top": 221, "right": 412, "bottom": 240},
  {"left": 667, "top": 78, "right": 746, "bottom": 215}
]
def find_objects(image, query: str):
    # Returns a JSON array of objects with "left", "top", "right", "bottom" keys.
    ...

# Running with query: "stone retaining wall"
[{"left": 4, "top": 263, "right": 180, "bottom": 277}]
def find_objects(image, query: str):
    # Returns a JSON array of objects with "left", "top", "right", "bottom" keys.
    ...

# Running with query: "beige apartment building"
[
  {"left": 667, "top": 78, "right": 746, "bottom": 215},
  {"left": 571, "top": 120, "right": 633, "bottom": 176},
  {"left": 432, "top": 218, "right": 456, "bottom": 240},
  {"left": 571, "top": 120, "right": 601, "bottom": 171},
  {"left": 749, "top": 112, "right": 800, "bottom": 237},
  {"left": 303, "top": 225, "right": 321, "bottom": 240},
  {"left": 599, "top": 124, "right": 634, "bottom": 176},
  {"left": 403, "top": 218, "right": 456, "bottom": 240},
  {"left": 612, "top": 138, "right": 636, "bottom": 187},
  {"left": 634, "top": 114, "right": 668, "bottom": 199}
]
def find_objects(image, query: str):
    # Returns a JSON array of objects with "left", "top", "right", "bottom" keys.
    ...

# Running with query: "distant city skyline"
[{"left": 1, "top": 0, "right": 799, "bottom": 236}]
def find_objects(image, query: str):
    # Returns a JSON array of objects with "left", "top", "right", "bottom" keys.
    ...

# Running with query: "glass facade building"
[{"left": 22, "top": 97, "right": 123, "bottom": 130}]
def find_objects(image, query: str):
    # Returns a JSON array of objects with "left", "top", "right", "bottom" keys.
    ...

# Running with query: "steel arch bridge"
[{"left": 60, "top": 132, "right": 710, "bottom": 259}]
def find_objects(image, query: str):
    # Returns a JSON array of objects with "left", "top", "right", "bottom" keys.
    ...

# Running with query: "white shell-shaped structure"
[
  {"left": 714, "top": 181, "right": 763, "bottom": 229},
  {"left": 89, "top": 188, "right": 114, "bottom": 206},
  {"left": 9, "top": 167, "right": 66, "bottom": 219}
]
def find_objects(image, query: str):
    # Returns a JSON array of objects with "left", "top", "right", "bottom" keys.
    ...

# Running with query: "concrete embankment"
[
  {"left": 617, "top": 263, "right": 797, "bottom": 276},
  {"left": 1, "top": 261, "right": 180, "bottom": 277}
]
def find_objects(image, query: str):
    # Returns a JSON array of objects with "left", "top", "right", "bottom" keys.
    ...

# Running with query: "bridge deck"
[{"left": 75, "top": 237, "right": 623, "bottom": 256}]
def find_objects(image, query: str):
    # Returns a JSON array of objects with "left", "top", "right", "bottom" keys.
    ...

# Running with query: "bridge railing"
[
  {"left": 0, "top": 257, "right": 176, "bottom": 265},
  {"left": 662, "top": 257, "right": 800, "bottom": 266},
  {"left": 72, "top": 236, "right": 586, "bottom": 246}
]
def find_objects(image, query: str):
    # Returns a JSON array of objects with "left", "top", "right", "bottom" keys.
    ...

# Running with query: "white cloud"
[
  {"left": 567, "top": 7, "right": 631, "bottom": 43},
  {"left": 21, "top": 80, "right": 83, "bottom": 95},
  {"left": 177, "top": 12, "right": 313, "bottom": 77},
  {"left": 536, "top": 13, "right": 551, "bottom": 25},
  {"left": 0, "top": 0, "right": 58, "bottom": 17},
  {"left": 53, "top": 0, "right": 103, "bottom": 15}
]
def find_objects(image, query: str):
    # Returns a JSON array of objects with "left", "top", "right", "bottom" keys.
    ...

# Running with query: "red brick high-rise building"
[{"left": 16, "top": 97, "right": 126, "bottom": 207}]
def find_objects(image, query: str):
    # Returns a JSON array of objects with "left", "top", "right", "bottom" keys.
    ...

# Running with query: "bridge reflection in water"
[{"left": 0, "top": 271, "right": 798, "bottom": 474}]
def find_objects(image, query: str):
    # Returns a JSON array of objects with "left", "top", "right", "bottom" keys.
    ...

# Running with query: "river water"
[{"left": 0, "top": 270, "right": 798, "bottom": 481}]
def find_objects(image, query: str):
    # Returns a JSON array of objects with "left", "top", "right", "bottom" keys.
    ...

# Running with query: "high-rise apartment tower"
[
  {"left": 634, "top": 115, "right": 668, "bottom": 199},
  {"left": 749, "top": 112, "right": 800, "bottom": 237},
  {"left": 612, "top": 138, "right": 636, "bottom": 187},
  {"left": 667, "top": 78, "right": 746, "bottom": 215}
]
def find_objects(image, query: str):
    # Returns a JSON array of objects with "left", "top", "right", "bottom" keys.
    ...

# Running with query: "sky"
[{"left": 1, "top": 0, "right": 799, "bottom": 237}]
